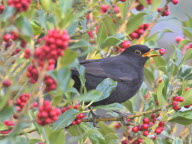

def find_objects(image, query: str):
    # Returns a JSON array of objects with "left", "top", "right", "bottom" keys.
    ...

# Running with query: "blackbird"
[{"left": 72, "top": 45, "right": 161, "bottom": 107}]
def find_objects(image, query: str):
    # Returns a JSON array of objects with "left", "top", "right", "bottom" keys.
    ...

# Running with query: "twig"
[{"left": 81, "top": 104, "right": 172, "bottom": 123}]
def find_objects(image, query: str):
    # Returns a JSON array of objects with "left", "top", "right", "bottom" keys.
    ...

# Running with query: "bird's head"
[{"left": 120, "top": 44, "right": 163, "bottom": 65}]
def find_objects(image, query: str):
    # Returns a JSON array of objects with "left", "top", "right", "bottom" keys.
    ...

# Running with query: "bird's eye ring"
[{"left": 135, "top": 50, "right": 141, "bottom": 55}]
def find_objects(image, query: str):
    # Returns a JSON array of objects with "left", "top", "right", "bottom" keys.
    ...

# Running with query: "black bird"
[{"left": 72, "top": 45, "right": 161, "bottom": 107}]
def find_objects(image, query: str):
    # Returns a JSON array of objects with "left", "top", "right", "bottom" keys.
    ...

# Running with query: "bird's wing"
[{"left": 72, "top": 59, "right": 139, "bottom": 83}]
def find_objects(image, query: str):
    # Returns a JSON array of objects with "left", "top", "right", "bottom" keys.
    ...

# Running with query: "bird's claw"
[
  {"left": 113, "top": 110, "right": 133, "bottom": 126},
  {"left": 90, "top": 110, "right": 100, "bottom": 128}
]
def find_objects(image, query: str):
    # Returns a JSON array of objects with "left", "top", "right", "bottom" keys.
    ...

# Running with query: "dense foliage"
[{"left": 0, "top": 0, "right": 192, "bottom": 144}]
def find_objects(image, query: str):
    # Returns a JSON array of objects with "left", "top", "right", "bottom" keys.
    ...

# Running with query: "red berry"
[
  {"left": 137, "top": 138, "right": 143, "bottom": 143},
  {"left": 184, "top": 105, "right": 191, "bottom": 108},
  {"left": 172, "top": 101, "right": 178, "bottom": 106},
  {"left": 74, "top": 104, "right": 80, "bottom": 109},
  {"left": 136, "top": 4, "right": 144, "bottom": 11},
  {"left": 158, "top": 121, "right": 165, "bottom": 127},
  {"left": 76, "top": 119, "right": 81, "bottom": 125},
  {"left": 113, "top": 5, "right": 120, "bottom": 13},
  {"left": 175, "top": 36, "right": 184, "bottom": 43},
  {"left": 120, "top": 40, "right": 131, "bottom": 49},
  {"left": 121, "top": 140, "right": 129, "bottom": 144},
  {"left": 71, "top": 121, "right": 77, "bottom": 125},
  {"left": 155, "top": 128, "right": 162, "bottom": 134},
  {"left": 2, "top": 80, "right": 12, "bottom": 87},
  {"left": 120, "top": 0, "right": 126, "bottom": 2},
  {"left": 142, "top": 124, "right": 149, "bottom": 130},
  {"left": 151, "top": 113, "right": 156, "bottom": 119},
  {"left": 153, "top": 135, "right": 157, "bottom": 140},
  {"left": 3, "top": 34, "right": 12, "bottom": 42},
  {"left": 178, "top": 96, "right": 184, "bottom": 102},
  {"left": 143, "top": 118, "right": 150, "bottom": 124},
  {"left": 115, "top": 123, "right": 121, "bottom": 129},
  {"left": 185, "top": 87, "right": 190, "bottom": 91},
  {"left": 159, "top": 49, "right": 166, "bottom": 55},
  {"left": 172, "top": 105, "right": 180, "bottom": 110},
  {"left": 172, "top": 0, "right": 179, "bottom": 5},
  {"left": 143, "top": 131, "right": 149, "bottom": 136},
  {"left": 132, "top": 126, "right": 139, "bottom": 133}
]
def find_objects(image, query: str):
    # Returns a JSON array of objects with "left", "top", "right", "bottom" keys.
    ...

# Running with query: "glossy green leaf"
[
  {"left": 68, "top": 125, "right": 85, "bottom": 136},
  {"left": 0, "top": 123, "right": 8, "bottom": 131},
  {"left": 96, "top": 78, "right": 117, "bottom": 101},
  {"left": 60, "top": 0, "right": 73, "bottom": 15},
  {"left": 67, "top": 21, "right": 79, "bottom": 36},
  {"left": 97, "top": 21, "right": 108, "bottom": 44},
  {"left": 182, "top": 49, "right": 192, "bottom": 62},
  {"left": 100, "top": 34, "right": 125, "bottom": 49},
  {"left": 123, "top": 100, "right": 133, "bottom": 113},
  {"left": 151, "top": 0, "right": 161, "bottom": 11},
  {"left": 40, "top": 0, "right": 52, "bottom": 11},
  {"left": 0, "top": 106, "right": 14, "bottom": 121},
  {"left": 53, "top": 109, "right": 79, "bottom": 130},
  {"left": 143, "top": 137, "right": 154, "bottom": 144},
  {"left": 15, "top": 16, "right": 33, "bottom": 41},
  {"left": 179, "top": 88, "right": 192, "bottom": 107},
  {"left": 75, "top": 90, "right": 101, "bottom": 102},
  {"left": 48, "top": 129, "right": 65, "bottom": 144},
  {"left": 0, "top": 137, "right": 29, "bottom": 144},
  {"left": 126, "top": 13, "right": 147, "bottom": 34},
  {"left": 156, "top": 81, "right": 166, "bottom": 107},
  {"left": 103, "top": 17, "right": 116, "bottom": 35},
  {"left": 183, "top": 27, "right": 192, "bottom": 39},
  {"left": 0, "top": 7, "right": 15, "bottom": 21},
  {"left": 93, "top": 103, "right": 124, "bottom": 111},
  {"left": 58, "top": 50, "right": 78, "bottom": 67}
]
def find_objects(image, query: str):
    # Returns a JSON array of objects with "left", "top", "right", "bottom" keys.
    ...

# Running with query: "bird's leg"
[
  {"left": 88, "top": 107, "right": 100, "bottom": 127},
  {"left": 113, "top": 110, "right": 133, "bottom": 126}
]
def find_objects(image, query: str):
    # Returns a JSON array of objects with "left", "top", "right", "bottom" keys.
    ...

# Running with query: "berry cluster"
[
  {"left": 119, "top": 113, "right": 165, "bottom": 143},
  {"left": 16, "top": 93, "right": 31, "bottom": 112},
  {"left": 2, "top": 79, "right": 12, "bottom": 87},
  {"left": 129, "top": 24, "right": 149, "bottom": 40},
  {"left": 7, "top": 0, "right": 32, "bottom": 12},
  {"left": 37, "top": 100, "right": 61, "bottom": 126},
  {"left": 100, "top": 4, "right": 120, "bottom": 14},
  {"left": 61, "top": 105, "right": 85, "bottom": 125},
  {"left": 172, "top": 96, "right": 184, "bottom": 110},
  {"left": 135, "top": 0, "right": 152, "bottom": 11},
  {"left": 157, "top": 6, "right": 170, "bottom": 16},
  {"left": 26, "top": 29, "right": 70, "bottom": 91}
]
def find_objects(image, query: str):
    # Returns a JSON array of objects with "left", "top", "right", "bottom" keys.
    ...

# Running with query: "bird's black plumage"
[{"left": 72, "top": 45, "right": 160, "bottom": 106}]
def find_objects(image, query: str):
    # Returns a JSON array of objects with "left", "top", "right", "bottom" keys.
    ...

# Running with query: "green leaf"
[
  {"left": 156, "top": 81, "right": 166, "bottom": 107},
  {"left": 0, "top": 106, "right": 14, "bottom": 121},
  {"left": 96, "top": 78, "right": 117, "bottom": 102},
  {"left": 182, "top": 49, "right": 192, "bottom": 62},
  {"left": 0, "top": 137, "right": 29, "bottom": 144},
  {"left": 179, "top": 88, "right": 192, "bottom": 107},
  {"left": 0, "top": 7, "right": 15, "bottom": 21},
  {"left": 97, "top": 22, "right": 108, "bottom": 44},
  {"left": 68, "top": 125, "right": 85, "bottom": 136},
  {"left": 58, "top": 50, "right": 78, "bottom": 67},
  {"left": 178, "top": 39, "right": 192, "bottom": 49},
  {"left": 0, "top": 123, "right": 9, "bottom": 131},
  {"left": 49, "top": 67, "right": 71, "bottom": 93},
  {"left": 123, "top": 100, "right": 133, "bottom": 113},
  {"left": 169, "top": 110, "right": 192, "bottom": 125},
  {"left": 151, "top": 0, "right": 161, "bottom": 11},
  {"left": 66, "top": 21, "right": 79, "bottom": 36},
  {"left": 48, "top": 129, "right": 65, "bottom": 144},
  {"left": 100, "top": 34, "right": 125, "bottom": 49},
  {"left": 183, "top": 27, "right": 192, "bottom": 39},
  {"left": 126, "top": 13, "right": 147, "bottom": 34},
  {"left": 60, "top": 0, "right": 73, "bottom": 15},
  {"left": 15, "top": 16, "right": 33, "bottom": 41},
  {"left": 53, "top": 109, "right": 79, "bottom": 130},
  {"left": 143, "top": 137, "right": 154, "bottom": 144},
  {"left": 75, "top": 90, "right": 102, "bottom": 102},
  {"left": 80, "top": 123, "right": 105, "bottom": 144},
  {"left": 103, "top": 17, "right": 116, "bottom": 35},
  {"left": 40, "top": 0, "right": 52, "bottom": 11},
  {"left": 178, "top": 65, "right": 192, "bottom": 80},
  {"left": 93, "top": 103, "right": 124, "bottom": 111},
  {"left": 172, "top": 138, "right": 183, "bottom": 144}
]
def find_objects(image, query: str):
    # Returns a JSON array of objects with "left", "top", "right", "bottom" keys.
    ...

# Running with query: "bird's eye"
[{"left": 135, "top": 50, "right": 141, "bottom": 55}]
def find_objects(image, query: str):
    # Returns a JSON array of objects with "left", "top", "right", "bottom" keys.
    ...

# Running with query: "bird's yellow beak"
[{"left": 142, "top": 48, "right": 161, "bottom": 57}]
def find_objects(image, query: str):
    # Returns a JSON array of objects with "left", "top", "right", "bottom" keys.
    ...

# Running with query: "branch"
[{"left": 81, "top": 104, "right": 172, "bottom": 123}]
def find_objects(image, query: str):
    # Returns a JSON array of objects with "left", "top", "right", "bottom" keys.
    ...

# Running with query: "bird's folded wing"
[{"left": 72, "top": 60, "right": 138, "bottom": 84}]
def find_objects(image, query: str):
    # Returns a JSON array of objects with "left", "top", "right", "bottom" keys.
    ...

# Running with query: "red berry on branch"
[
  {"left": 120, "top": 40, "right": 131, "bottom": 49},
  {"left": 143, "top": 131, "right": 149, "bottom": 136},
  {"left": 115, "top": 123, "right": 121, "bottom": 129},
  {"left": 132, "top": 126, "right": 139, "bottom": 133},
  {"left": 159, "top": 49, "right": 166, "bottom": 55},
  {"left": 2, "top": 80, "right": 12, "bottom": 87},
  {"left": 172, "top": 0, "right": 179, "bottom": 5},
  {"left": 142, "top": 124, "right": 149, "bottom": 130},
  {"left": 143, "top": 117, "right": 150, "bottom": 124},
  {"left": 175, "top": 36, "right": 184, "bottom": 43},
  {"left": 184, "top": 105, "right": 191, "bottom": 108},
  {"left": 158, "top": 121, "right": 165, "bottom": 127},
  {"left": 3, "top": 34, "right": 12, "bottom": 42},
  {"left": 185, "top": 87, "right": 190, "bottom": 91},
  {"left": 172, "top": 101, "right": 178, "bottom": 106}
]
